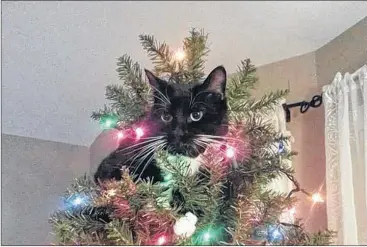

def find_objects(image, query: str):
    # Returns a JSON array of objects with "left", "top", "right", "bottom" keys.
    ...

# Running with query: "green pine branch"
[
  {"left": 247, "top": 89, "right": 289, "bottom": 113},
  {"left": 91, "top": 104, "right": 115, "bottom": 121},
  {"left": 49, "top": 206, "right": 109, "bottom": 244},
  {"left": 182, "top": 28, "right": 209, "bottom": 82},
  {"left": 106, "top": 219, "right": 135, "bottom": 245},
  {"left": 303, "top": 230, "right": 336, "bottom": 245},
  {"left": 63, "top": 174, "right": 97, "bottom": 202},
  {"left": 228, "top": 59, "right": 258, "bottom": 101},
  {"left": 116, "top": 54, "right": 148, "bottom": 102},
  {"left": 139, "top": 34, "right": 178, "bottom": 80},
  {"left": 91, "top": 85, "right": 146, "bottom": 125},
  {"left": 230, "top": 89, "right": 289, "bottom": 120}
]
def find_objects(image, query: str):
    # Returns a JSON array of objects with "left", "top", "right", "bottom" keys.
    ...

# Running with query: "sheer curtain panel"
[{"left": 323, "top": 64, "right": 367, "bottom": 245}]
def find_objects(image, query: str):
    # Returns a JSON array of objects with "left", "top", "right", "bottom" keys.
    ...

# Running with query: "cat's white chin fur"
[{"left": 166, "top": 153, "right": 202, "bottom": 176}]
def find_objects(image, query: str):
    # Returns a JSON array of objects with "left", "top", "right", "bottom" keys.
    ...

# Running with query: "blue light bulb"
[
  {"left": 272, "top": 228, "right": 281, "bottom": 238},
  {"left": 267, "top": 225, "right": 283, "bottom": 243},
  {"left": 73, "top": 197, "right": 83, "bottom": 206},
  {"left": 278, "top": 141, "right": 284, "bottom": 153}
]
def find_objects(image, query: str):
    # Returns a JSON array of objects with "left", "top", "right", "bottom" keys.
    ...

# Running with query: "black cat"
[{"left": 94, "top": 66, "right": 228, "bottom": 185}]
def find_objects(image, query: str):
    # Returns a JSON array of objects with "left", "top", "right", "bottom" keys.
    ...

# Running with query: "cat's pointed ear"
[
  {"left": 201, "top": 66, "right": 227, "bottom": 98},
  {"left": 144, "top": 69, "right": 166, "bottom": 90}
]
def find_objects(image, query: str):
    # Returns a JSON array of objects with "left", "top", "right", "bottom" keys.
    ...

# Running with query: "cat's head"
[{"left": 145, "top": 66, "right": 228, "bottom": 157}]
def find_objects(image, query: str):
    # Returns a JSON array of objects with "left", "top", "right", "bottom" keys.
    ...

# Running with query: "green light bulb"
[
  {"left": 164, "top": 173, "right": 173, "bottom": 181},
  {"left": 100, "top": 115, "right": 118, "bottom": 130},
  {"left": 105, "top": 119, "right": 113, "bottom": 127},
  {"left": 192, "top": 225, "right": 226, "bottom": 245},
  {"left": 203, "top": 232, "right": 211, "bottom": 242},
  {"left": 160, "top": 173, "right": 173, "bottom": 187}
]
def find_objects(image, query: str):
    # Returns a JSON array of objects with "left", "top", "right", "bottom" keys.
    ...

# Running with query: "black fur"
[{"left": 94, "top": 66, "right": 228, "bottom": 184}]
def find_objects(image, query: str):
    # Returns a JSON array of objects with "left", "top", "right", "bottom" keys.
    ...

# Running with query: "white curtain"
[
  {"left": 323, "top": 64, "right": 367, "bottom": 245},
  {"left": 265, "top": 99, "right": 294, "bottom": 195},
  {"left": 263, "top": 99, "right": 295, "bottom": 223}
]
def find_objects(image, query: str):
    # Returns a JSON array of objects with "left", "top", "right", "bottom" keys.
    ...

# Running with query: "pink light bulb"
[
  {"left": 117, "top": 131, "right": 124, "bottom": 139},
  {"left": 226, "top": 146, "right": 235, "bottom": 158},
  {"left": 135, "top": 127, "right": 144, "bottom": 138}
]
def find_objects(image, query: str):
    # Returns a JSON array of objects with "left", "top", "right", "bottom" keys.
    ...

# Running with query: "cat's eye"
[
  {"left": 190, "top": 111, "right": 203, "bottom": 122},
  {"left": 161, "top": 112, "right": 173, "bottom": 123}
]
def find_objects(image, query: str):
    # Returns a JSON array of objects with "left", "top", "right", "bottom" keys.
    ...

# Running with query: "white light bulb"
[
  {"left": 107, "top": 189, "right": 117, "bottom": 197},
  {"left": 173, "top": 212, "right": 198, "bottom": 238},
  {"left": 312, "top": 193, "right": 324, "bottom": 203},
  {"left": 174, "top": 50, "right": 186, "bottom": 61}
]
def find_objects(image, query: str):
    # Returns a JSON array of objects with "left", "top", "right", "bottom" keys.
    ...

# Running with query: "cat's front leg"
[
  {"left": 135, "top": 158, "right": 165, "bottom": 183},
  {"left": 94, "top": 153, "right": 125, "bottom": 184}
]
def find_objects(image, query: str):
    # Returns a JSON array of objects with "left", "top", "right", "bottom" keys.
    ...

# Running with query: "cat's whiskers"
[
  {"left": 142, "top": 143, "right": 166, "bottom": 178},
  {"left": 197, "top": 134, "right": 246, "bottom": 144},
  {"left": 191, "top": 141, "right": 202, "bottom": 156},
  {"left": 193, "top": 138, "right": 210, "bottom": 146},
  {"left": 152, "top": 107, "right": 168, "bottom": 115},
  {"left": 131, "top": 147, "right": 155, "bottom": 177},
  {"left": 195, "top": 137, "right": 227, "bottom": 149},
  {"left": 150, "top": 84, "right": 171, "bottom": 105},
  {"left": 152, "top": 94, "right": 170, "bottom": 106},
  {"left": 196, "top": 137, "right": 248, "bottom": 157},
  {"left": 139, "top": 136, "right": 165, "bottom": 141},
  {"left": 128, "top": 143, "right": 158, "bottom": 165},
  {"left": 196, "top": 137, "right": 221, "bottom": 145},
  {"left": 189, "top": 91, "right": 193, "bottom": 108},
  {"left": 128, "top": 140, "right": 165, "bottom": 165},
  {"left": 191, "top": 101, "right": 215, "bottom": 110},
  {"left": 116, "top": 136, "right": 164, "bottom": 154},
  {"left": 130, "top": 145, "right": 163, "bottom": 177},
  {"left": 153, "top": 102, "right": 168, "bottom": 108},
  {"left": 134, "top": 142, "right": 166, "bottom": 179},
  {"left": 193, "top": 139, "right": 208, "bottom": 150},
  {"left": 189, "top": 90, "right": 211, "bottom": 108},
  {"left": 200, "top": 138, "right": 249, "bottom": 156},
  {"left": 119, "top": 139, "right": 164, "bottom": 158},
  {"left": 132, "top": 145, "right": 156, "bottom": 175}
]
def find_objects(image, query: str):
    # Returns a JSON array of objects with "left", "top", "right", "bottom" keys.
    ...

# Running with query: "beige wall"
[
  {"left": 254, "top": 16, "right": 366, "bottom": 232},
  {"left": 255, "top": 51, "right": 328, "bottom": 232},
  {"left": 1, "top": 134, "right": 90, "bottom": 245},
  {"left": 316, "top": 17, "right": 367, "bottom": 88}
]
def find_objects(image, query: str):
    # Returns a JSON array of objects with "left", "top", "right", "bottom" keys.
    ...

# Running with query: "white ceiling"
[{"left": 2, "top": 1, "right": 367, "bottom": 146}]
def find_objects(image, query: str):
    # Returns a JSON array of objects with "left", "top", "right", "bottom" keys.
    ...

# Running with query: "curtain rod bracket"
[{"left": 282, "top": 94, "right": 323, "bottom": 122}]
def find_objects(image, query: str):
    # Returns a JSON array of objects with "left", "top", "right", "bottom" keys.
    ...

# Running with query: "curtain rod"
[{"left": 282, "top": 94, "right": 323, "bottom": 123}]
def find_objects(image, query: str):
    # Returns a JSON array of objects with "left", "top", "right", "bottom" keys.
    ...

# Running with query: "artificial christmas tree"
[{"left": 49, "top": 28, "right": 334, "bottom": 245}]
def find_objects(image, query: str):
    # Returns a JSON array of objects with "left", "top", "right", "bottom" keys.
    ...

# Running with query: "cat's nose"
[{"left": 173, "top": 128, "right": 187, "bottom": 138}]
